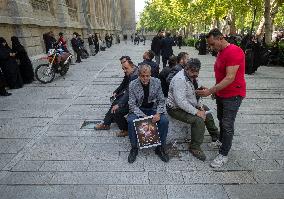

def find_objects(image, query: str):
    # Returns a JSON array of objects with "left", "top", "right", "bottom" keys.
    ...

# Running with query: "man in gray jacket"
[
  {"left": 167, "top": 58, "right": 219, "bottom": 161},
  {"left": 127, "top": 64, "right": 169, "bottom": 163}
]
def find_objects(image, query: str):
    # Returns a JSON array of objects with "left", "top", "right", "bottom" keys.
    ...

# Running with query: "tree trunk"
[
  {"left": 264, "top": 0, "right": 273, "bottom": 44},
  {"left": 229, "top": 12, "right": 236, "bottom": 34},
  {"left": 256, "top": 16, "right": 265, "bottom": 39}
]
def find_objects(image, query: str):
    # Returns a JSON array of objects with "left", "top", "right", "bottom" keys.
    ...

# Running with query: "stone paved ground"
[{"left": 0, "top": 42, "right": 283, "bottom": 199}]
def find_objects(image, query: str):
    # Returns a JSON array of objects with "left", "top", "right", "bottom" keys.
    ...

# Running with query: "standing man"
[
  {"left": 71, "top": 33, "right": 81, "bottom": 63},
  {"left": 151, "top": 31, "right": 163, "bottom": 66},
  {"left": 88, "top": 34, "right": 96, "bottom": 56},
  {"left": 196, "top": 28, "right": 246, "bottom": 168},
  {"left": 161, "top": 32, "right": 175, "bottom": 68},
  {"left": 177, "top": 33, "right": 183, "bottom": 49}
]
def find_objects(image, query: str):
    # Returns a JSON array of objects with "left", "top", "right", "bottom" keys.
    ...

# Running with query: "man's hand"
[
  {"left": 196, "top": 88, "right": 212, "bottom": 97},
  {"left": 152, "top": 113, "right": 161, "bottom": 123},
  {"left": 113, "top": 92, "right": 117, "bottom": 97},
  {"left": 196, "top": 110, "right": 206, "bottom": 120},
  {"left": 111, "top": 104, "right": 119, "bottom": 113}
]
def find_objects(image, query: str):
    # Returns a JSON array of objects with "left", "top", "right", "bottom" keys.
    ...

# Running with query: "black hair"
[
  {"left": 206, "top": 28, "right": 223, "bottom": 39},
  {"left": 177, "top": 52, "right": 188, "bottom": 63},
  {"left": 119, "top": 56, "right": 131, "bottom": 61},
  {"left": 0, "top": 37, "right": 6, "bottom": 44},
  {"left": 59, "top": 32, "right": 63, "bottom": 36},
  {"left": 184, "top": 58, "right": 201, "bottom": 70},
  {"left": 147, "top": 50, "right": 155, "bottom": 60},
  {"left": 168, "top": 55, "right": 177, "bottom": 68}
]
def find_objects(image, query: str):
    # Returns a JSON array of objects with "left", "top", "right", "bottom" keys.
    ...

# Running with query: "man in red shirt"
[{"left": 196, "top": 28, "right": 246, "bottom": 168}]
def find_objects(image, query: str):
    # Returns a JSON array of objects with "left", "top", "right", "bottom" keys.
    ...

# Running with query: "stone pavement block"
[
  {"left": 0, "top": 139, "right": 30, "bottom": 153},
  {"left": 12, "top": 161, "right": 44, "bottom": 171},
  {"left": 0, "top": 126, "right": 43, "bottom": 139},
  {"left": 224, "top": 184, "right": 284, "bottom": 199},
  {"left": 276, "top": 160, "right": 284, "bottom": 169},
  {"left": 78, "top": 136, "right": 129, "bottom": 144},
  {"left": 87, "top": 160, "right": 144, "bottom": 172},
  {"left": 182, "top": 171, "right": 256, "bottom": 184},
  {"left": 0, "top": 185, "right": 109, "bottom": 199},
  {"left": 255, "top": 150, "right": 284, "bottom": 160},
  {"left": 0, "top": 172, "right": 54, "bottom": 185},
  {"left": 237, "top": 159, "right": 281, "bottom": 170},
  {"left": 0, "top": 154, "right": 16, "bottom": 170},
  {"left": 148, "top": 171, "right": 184, "bottom": 184},
  {"left": 166, "top": 185, "right": 229, "bottom": 199},
  {"left": 107, "top": 185, "right": 167, "bottom": 199},
  {"left": 50, "top": 171, "right": 149, "bottom": 185},
  {"left": 39, "top": 160, "right": 90, "bottom": 171},
  {"left": 254, "top": 170, "right": 284, "bottom": 183}
]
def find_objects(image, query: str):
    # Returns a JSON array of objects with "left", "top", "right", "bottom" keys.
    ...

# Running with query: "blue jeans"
[
  {"left": 216, "top": 96, "right": 243, "bottom": 156},
  {"left": 127, "top": 108, "right": 169, "bottom": 147}
]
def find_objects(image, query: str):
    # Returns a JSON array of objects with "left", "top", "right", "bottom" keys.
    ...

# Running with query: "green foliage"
[
  {"left": 274, "top": 3, "right": 284, "bottom": 29},
  {"left": 138, "top": 0, "right": 267, "bottom": 33},
  {"left": 182, "top": 38, "right": 198, "bottom": 46}
]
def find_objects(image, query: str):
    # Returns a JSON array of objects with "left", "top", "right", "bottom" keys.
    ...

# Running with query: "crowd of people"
[
  {"left": 0, "top": 31, "right": 117, "bottom": 97},
  {"left": 95, "top": 28, "right": 246, "bottom": 168},
  {"left": 0, "top": 36, "right": 34, "bottom": 96},
  {"left": 197, "top": 30, "right": 284, "bottom": 74}
]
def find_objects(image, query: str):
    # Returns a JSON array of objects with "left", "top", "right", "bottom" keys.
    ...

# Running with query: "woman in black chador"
[
  {"left": 0, "top": 37, "right": 23, "bottom": 89},
  {"left": 11, "top": 36, "right": 34, "bottom": 84}
]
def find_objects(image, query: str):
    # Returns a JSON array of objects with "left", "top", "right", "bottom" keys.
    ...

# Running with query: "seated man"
[
  {"left": 166, "top": 52, "right": 189, "bottom": 84},
  {"left": 127, "top": 64, "right": 169, "bottom": 163},
  {"left": 158, "top": 55, "right": 177, "bottom": 97},
  {"left": 167, "top": 58, "right": 219, "bottom": 161},
  {"left": 138, "top": 50, "right": 159, "bottom": 78},
  {"left": 95, "top": 56, "right": 138, "bottom": 137}
]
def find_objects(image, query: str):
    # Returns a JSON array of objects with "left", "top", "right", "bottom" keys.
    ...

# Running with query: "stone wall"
[{"left": 0, "top": 0, "right": 136, "bottom": 57}]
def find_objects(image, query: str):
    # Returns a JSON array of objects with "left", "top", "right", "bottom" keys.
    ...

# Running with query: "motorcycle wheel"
[
  {"left": 35, "top": 64, "right": 55, "bottom": 84},
  {"left": 59, "top": 62, "right": 69, "bottom": 76}
]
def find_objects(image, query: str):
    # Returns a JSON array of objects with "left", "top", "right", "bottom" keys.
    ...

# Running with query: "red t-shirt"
[{"left": 214, "top": 44, "right": 246, "bottom": 98}]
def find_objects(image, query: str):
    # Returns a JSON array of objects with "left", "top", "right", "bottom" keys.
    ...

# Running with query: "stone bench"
[{"left": 167, "top": 114, "right": 191, "bottom": 144}]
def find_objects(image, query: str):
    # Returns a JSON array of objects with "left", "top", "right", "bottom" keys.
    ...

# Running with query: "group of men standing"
[{"left": 94, "top": 28, "right": 246, "bottom": 168}]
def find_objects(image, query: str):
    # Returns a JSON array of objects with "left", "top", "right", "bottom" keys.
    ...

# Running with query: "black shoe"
[
  {"left": 189, "top": 147, "right": 206, "bottom": 161},
  {"left": 155, "top": 146, "right": 169, "bottom": 162},
  {"left": 0, "top": 92, "right": 12, "bottom": 96},
  {"left": 128, "top": 147, "right": 138, "bottom": 163}
]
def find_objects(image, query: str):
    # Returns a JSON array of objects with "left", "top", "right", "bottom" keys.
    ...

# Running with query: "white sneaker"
[
  {"left": 208, "top": 140, "right": 222, "bottom": 149},
  {"left": 210, "top": 154, "right": 228, "bottom": 168}
]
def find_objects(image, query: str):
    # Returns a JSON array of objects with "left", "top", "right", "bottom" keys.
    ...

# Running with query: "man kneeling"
[
  {"left": 167, "top": 58, "right": 219, "bottom": 161},
  {"left": 127, "top": 64, "right": 169, "bottom": 163}
]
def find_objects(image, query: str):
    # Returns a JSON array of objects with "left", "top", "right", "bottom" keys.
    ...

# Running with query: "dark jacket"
[
  {"left": 71, "top": 38, "right": 80, "bottom": 50},
  {"left": 151, "top": 35, "right": 162, "bottom": 55},
  {"left": 88, "top": 37, "right": 94, "bottom": 45},
  {"left": 158, "top": 66, "right": 172, "bottom": 97},
  {"left": 0, "top": 44, "right": 23, "bottom": 88},
  {"left": 138, "top": 59, "right": 159, "bottom": 78},
  {"left": 11, "top": 37, "right": 34, "bottom": 84},
  {"left": 166, "top": 64, "right": 183, "bottom": 84},
  {"left": 161, "top": 37, "right": 175, "bottom": 57},
  {"left": 115, "top": 66, "right": 138, "bottom": 107}
]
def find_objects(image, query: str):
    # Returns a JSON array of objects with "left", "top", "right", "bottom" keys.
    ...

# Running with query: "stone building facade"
[{"left": 0, "top": 0, "right": 135, "bottom": 57}]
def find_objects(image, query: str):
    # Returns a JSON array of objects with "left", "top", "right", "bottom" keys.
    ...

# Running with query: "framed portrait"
[{"left": 133, "top": 115, "right": 161, "bottom": 149}]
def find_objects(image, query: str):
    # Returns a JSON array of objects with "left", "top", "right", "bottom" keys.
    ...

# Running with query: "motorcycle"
[{"left": 35, "top": 46, "right": 72, "bottom": 83}]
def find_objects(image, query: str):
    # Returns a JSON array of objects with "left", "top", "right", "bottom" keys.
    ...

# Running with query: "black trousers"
[
  {"left": 103, "top": 99, "right": 129, "bottom": 131},
  {"left": 162, "top": 56, "right": 170, "bottom": 68},
  {"left": 216, "top": 96, "right": 242, "bottom": 156},
  {"left": 73, "top": 48, "right": 81, "bottom": 62}
]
